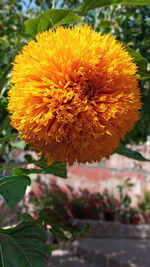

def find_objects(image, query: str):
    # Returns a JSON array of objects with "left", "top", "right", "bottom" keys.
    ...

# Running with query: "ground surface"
[
  {"left": 48, "top": 238, "right": 150, "bottom": 267},
  {"left": 48, "top": 249, "right": 99, "bottom": 267}
]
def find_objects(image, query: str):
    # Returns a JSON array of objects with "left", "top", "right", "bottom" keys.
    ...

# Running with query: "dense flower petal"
[{"left": 8, "top": 25, "right": 141, "bottom": 164}]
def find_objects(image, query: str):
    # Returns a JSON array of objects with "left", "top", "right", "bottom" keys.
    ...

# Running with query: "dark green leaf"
[
  {"left": 122, "top": 195, "right": 132, "bottom": 207},
  {"left": 0, "top": 116, "right": 10, "bottom": 136},
  {"left": 116, "top": 144, "right": 150, "bottom": 161},
  {"left": 0, "top": 222, "right": 50, "bottom": 267},
  {"left": 24, "top": 154, "right": 34, "bottom": 162},
  {"left": 0, "top": 175, "right": 31, "bottom": 208},
  {"left": 13, "top": 161, "right": 67, "bottom": 178},
  {"left": 80, "top": 0, "right": 150, "bottom": 14},
  {"left": 19, "top": 213, "right": 35, "bottom": 222},
  {"left": 0, "top": 65, "right": 11, "bottom": 93},
  {"left": 125, "top": 45, "right": 150, "bottom": 79},
  {"left": 24, "top": 9, "right": 81, "bottom": 37}
]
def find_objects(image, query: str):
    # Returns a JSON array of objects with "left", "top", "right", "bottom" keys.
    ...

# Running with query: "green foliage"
[
  {"left": 116, "top": 144, "right": 150, "bottom": 161},
  {"left": 101, "top": 190, "right": 118, "bottom": 212},
  {"left": 124, "top": 45, "right": 150, "bottom": 79},
  {"left": 25, "top": 9, "right": 81, "bottom": 37},
  {"left": 0, "top": 175, "right": 31, "bottom": 208},
  {"left": 0, "top": 65, "right": 11, "bottom": 93},
  {"left": 0, "top": 155, "right": 67, "bottom": 179},
  {"left": 96, "top": 178, "right": 138, "bottom": 223},
  {"left": 13, "top": 161, "right": 67, "bottom": 178},
  {"left": 0, "top": 116, "right": 10, "bottom": 136},
  {"left": 32, "top": 190, "right": 89, "bottom": 243},
  {"left": 117, "top": 178, "right": 133, "bottom": 209},
  {"left": 0, "top": 222, "right": 50, "bottom": 267},
  {"left": 139, "top": 190, "right": 150, "bottom": 213},
  {"left": 80, "top": 0, "right": 150, "bottom": 14},
  {"left": 0, "top": 0, "right": 29, "bottom": 73}
]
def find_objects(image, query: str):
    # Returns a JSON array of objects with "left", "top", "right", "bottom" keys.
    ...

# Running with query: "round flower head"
[{"left": 8, "top": 25, "right": 141, "bottom": 165}]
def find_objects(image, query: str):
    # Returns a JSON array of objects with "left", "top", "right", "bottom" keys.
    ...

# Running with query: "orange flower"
[{"left": 8, "top": 25, "right": 141, "bottom": 164}]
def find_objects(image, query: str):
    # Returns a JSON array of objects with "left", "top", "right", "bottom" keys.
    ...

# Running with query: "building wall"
[{"left": 51, "top": 144, "right": 150, "bottom": 204}]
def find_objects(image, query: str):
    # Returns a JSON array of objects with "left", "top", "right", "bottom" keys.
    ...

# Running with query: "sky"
[{"left": 21, "top": 0, "right": 63, "bottom": 12}]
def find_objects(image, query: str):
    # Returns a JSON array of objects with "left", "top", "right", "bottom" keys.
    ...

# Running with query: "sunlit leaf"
[
  {"left": 80, "top": 0, "right": 150, "bottom": 14},
  {"left": 24, "top": 17, "right": 40, "bottom": 37},
  {"left": 125, "top": 45, "right": 150, "bottom": 79},
  {"left": 25, "top": 9, "right": 81, "bottom": 37}
]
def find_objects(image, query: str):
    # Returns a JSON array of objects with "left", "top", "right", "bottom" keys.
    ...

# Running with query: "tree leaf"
[
  {"left": 13, "top": 161, "right": 67, "bottom": 179},
  {"left": 0, "top": 65, "right": 11, "bottom": 93},
  {"left": 24, "top": 9, "right": 81, "bottom": 37},
  {"left": 124, "top": 45, "right": 150, "bottom": 79},
  {"left": 0, "top": 222, "right": 50, "bottom": 267},
  {"left": 115, "top": 144, "right": 150, "bottom": 161},
  {"left": 0, "top": 175, "right": 31, "bottom": 208},
  {"left": 42, "top": 9, "right": 81, "bottom": 28},
  {"left": 80, "top": 0, "right": 150, "bottom": 14},
  {"left": 37, "top": 16, "right": 52, "bottom": 33},
  {"left": 24, "top": 17, "right": 40, "bottom": 37}
]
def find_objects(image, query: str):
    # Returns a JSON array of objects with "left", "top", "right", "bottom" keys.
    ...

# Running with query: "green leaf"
[
  {"left": 42, "top": 9, "right": 81, "bottom": 28},
  {"left": 0, "top": 116, "right": 10, "bottom": 136},
  {"left": 24, "top": 17, "right": 40, "bottom": 38},
  {"left": 0, "top": 65, "right": 11, "bottom": 93},
  {"left": 124, "top": 45, "right": 150, "bottom": 79},
  {"left": 123, "top": 195, "right": 132, "bottom": 207},
  {"left": 24, "top": 9, "right": 81, "bottom": 37},
  {"left": 0, "top": 222, "right": 50, "bottom": 267},
  {"left": 0, "top": 175, "right": 31, "bottom": 208},
  {"left": 13, "top": 161, "right": 67, "bottom": 179},
  {"left": 24, "top": 154, "right": 34, "bottom": 163},
  {"left": 37, "top": 16, "right": 52, "bottom": 33},
  {"left": 0, "top": 133, "right": 18, "bottom": 142},
  {"left": 80, "top": 0, "right": 150, "bottom": 14},
  {"left": 99, "top": 20, "right": 111, "bottom": 28},
  {"left": 18, "top": 213, "right": 35, "bottom": 222},
  {"left": 116, "top": 144, "right": 150, "bottom": 161},
  {"left": 0, "top": 157, "right": 67, "bottom": 178}
]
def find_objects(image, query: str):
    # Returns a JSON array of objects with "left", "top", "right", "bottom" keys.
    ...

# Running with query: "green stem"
[
  {"left": 0, "top": 162, "right": 27, "bottom": 172},
  {"left": 0, "top": 133, "right": 18, "bottom": 142},
  {"left": 0, "top": 160, "right": 38, "bottom": 172}
]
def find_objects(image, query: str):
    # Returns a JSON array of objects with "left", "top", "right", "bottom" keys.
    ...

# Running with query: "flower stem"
[{"left": 0, "top": 160, "right": 38, "bottom": 172}]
